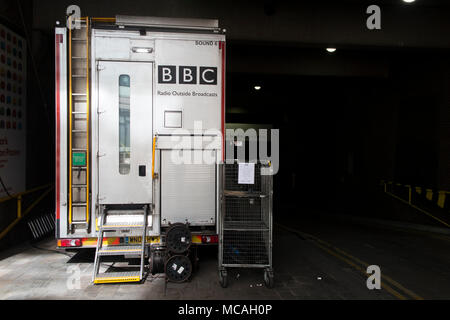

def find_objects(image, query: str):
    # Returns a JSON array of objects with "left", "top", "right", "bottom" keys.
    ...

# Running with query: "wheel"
[
  {"left": 165, "top": 255, "right": 192, "bottom": 283},
  {"left": 264, "top": 269, "right": 274, "bottom": 288},
  {"left": 149, "top": 249, "right": 165, "bottom": 275},
  {"left": 166, "top": 223, "right": 191, "bottom": 254},
  {"left": 219, "top": 269, "right": 228, "bottom": 288}
]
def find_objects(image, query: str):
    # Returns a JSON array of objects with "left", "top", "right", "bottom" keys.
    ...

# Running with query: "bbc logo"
[{"left": 158, "top": 65, "right": 217, "bottom": 85}]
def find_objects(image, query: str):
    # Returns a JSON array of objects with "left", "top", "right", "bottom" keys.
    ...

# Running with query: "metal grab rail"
[
  {"left": 152, "top": 135, "right": 157, "bottom": 179},
  {"left": 381, "top": 180, "right": 450, "bottom": 228},
  {"left": 0, "top": 184, "right": 54, "bottom": 241}
]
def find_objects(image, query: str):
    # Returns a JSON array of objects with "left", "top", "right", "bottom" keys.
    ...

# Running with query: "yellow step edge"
[
  {"left": 103, "top": 225, "right": 144, "bottom": 228},
  {"left": 94, "top": 276, "right": 140, "bottom": 284},
  {"left": 100, "top": 249, "right": 141, "bottom": 252}
]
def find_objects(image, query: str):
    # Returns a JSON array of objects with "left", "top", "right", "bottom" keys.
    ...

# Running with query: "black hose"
[{"left": 0, "top": 175, "right": 12, "bottom": 198}]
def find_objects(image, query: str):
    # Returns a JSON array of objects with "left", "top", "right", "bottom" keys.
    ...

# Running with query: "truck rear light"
[
  {"left": 201, "top": 235, "right": 218, "bottom": 243},
  {"left": 60, "top": 239, "right": 82, "bottom": 247}
]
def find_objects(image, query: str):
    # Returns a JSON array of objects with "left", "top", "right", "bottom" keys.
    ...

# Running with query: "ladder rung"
[
  {"left": 72, "top": 93, "right": 87, "bottom": 96},
  {"left": 72, "top": 203, "right": 87, "bottom": 206},
  {"left": 98, "top": 245, "right": 142, "bottom": 256},
  {"left": 71, "top": 221, "right": 87, "bottom": 225},
  {"left": 72, "top": 148, "right": 87, "bottom": 151},
  {"left": 72, "top": 111, "right": 87, "bottom": 114},
  {"left": 72, "top": 184, "right": 87, "bottom": 187},
  {"left": 72, "top": 166, "right": 87, "bottom": 169}
]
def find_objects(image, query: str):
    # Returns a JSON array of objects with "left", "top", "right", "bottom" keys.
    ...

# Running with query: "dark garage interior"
[{"left": 0, "top": 0, "right": 450, "bottom": 302}]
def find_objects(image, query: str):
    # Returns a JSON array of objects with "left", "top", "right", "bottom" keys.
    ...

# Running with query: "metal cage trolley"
[{"left": 218, "top": 161, "right": 274, "bottom": 288}]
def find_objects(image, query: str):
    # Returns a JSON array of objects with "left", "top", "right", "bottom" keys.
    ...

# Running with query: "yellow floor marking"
[
  {"left": 277, "top": 223, "right": 424, "bottom": 300},
  {"left": 305, "top": 232, "right": 423, "bottom": 300},
  {"left": 386, "top": 191, "right": 450, "bottom": 228},
  {"left": 312, "top": 241, "right": 407, "bottom": 300}
]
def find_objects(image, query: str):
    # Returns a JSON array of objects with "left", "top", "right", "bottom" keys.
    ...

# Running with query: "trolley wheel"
[
  {"left": 219, "top": 269, "right": 228, "bottom": 288},
  {"left": 264, "top": 269, "right": 274, "bottom": 288}
]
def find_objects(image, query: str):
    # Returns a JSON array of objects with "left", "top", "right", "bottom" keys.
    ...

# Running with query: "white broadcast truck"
[{"left": 55, "top": 15, "right": 225, "bottom": 283}]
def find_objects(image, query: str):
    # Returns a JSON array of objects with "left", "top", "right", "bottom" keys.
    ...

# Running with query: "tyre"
[
  {"left": 264, "top": 269, "right": 274, "bottom": 288},
  {"left": 219, "top": 269, "right": 228, "bottom": 288},
  {"left": 166, "top": 223, "right": 191, "bottom": 254},
  {"left": 165, "top": 254, "right": 192, "bottom": 282}
]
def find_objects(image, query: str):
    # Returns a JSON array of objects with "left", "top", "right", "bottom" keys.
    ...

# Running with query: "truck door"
[{"left": 98, "top": 61, "right": 153, "bottom": 204}]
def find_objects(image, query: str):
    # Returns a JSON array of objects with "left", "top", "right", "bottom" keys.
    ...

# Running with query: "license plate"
[{"left": 127, "top": 236, "right": 160, "bottom": 244}]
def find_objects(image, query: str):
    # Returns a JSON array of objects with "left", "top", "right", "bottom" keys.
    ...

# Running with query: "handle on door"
[{"left": 139, "top": 165, "right": 146, "bottom": 177}]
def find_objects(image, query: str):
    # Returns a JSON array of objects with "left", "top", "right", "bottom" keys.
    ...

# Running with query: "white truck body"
[{"left": 55, "top": 16, "right": 225, "bottom": 246}]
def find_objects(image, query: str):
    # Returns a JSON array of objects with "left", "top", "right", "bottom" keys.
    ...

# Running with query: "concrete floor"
[{"left": 0, "top": 214, "right": 449, "bottom": 299}]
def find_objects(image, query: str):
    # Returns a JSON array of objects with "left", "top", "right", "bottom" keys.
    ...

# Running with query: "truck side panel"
[{"left": 55, "top": 27, "right": 68, "bottom": 239}]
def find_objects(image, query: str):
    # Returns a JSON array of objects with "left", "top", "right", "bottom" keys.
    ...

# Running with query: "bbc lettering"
[{"left": 158, "top": 65, "right": 217, "bottom": 85}]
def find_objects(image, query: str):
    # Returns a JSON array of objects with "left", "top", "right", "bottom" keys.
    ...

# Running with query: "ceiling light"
[
  {"left": 402, "top": 0, "right": 415, "bottom": 3},
  {"left": 326, "top": 48, "right": 337, "bottom": 53},
  {"left": 254, "top": 86, "right": 261, "bottom": 90}
]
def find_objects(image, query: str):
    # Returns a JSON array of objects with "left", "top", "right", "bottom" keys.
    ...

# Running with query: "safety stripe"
[
  {"left": 437, "top": 192, "right": 446, "bottom": 209},
  {"left": 94, "top": 277, "right": 140, "bottom": 284},
  {"left": 426, "top": 189, "right": 433, "bottom": 201},
  {"left": 381, "top": 180, "right": 450, "bottom": 211},
  {"left": 192, "top": 235, "right": 202, "bottom": 244}
]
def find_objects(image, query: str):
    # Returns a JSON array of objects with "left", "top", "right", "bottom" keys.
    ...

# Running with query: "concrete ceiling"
[{"left": 32, "top": 0, "right": 450, "bottom": 49}]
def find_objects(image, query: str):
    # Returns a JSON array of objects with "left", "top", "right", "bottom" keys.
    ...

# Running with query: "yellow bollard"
[
  {"left": 17, "top": 195, "right": 22, "bottom": 219},
  {"left": 426, "top": 189, "right": 433, "bottom": 201},
  {"left": 437, "top": 192, "right": 446, "bottom": 209},
  {"left": 408, "top": 186, "right": 412, "bottom": 204}
]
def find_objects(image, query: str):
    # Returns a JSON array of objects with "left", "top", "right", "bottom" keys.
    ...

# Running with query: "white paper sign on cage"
[{"left": 238, "top": 163, "right": 255, "bottom": 184}]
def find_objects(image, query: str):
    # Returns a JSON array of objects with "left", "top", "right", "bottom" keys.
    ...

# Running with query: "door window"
[{"left": 119, "top": 74, "right": 130, "bottom": 175}]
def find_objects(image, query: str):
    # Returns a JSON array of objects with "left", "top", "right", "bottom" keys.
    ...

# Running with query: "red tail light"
[
  {"left": 201, "top": 235, "right": 218, "bottom": 243},
  {"left": 59, "top": 239, "right": 82, "bottom": 247}
]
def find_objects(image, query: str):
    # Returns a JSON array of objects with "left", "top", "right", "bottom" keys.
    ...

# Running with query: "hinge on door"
[{"left": 97, "top": 63, "right": 105, "bottom": 71}]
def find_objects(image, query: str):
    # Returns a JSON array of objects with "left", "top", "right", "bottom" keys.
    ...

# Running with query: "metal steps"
[
  {"left": 93, "top": 206, "right": 149, "bottom": 284},
  {"left": 28, "top": 213, "right": 55, "bottom": 240}
]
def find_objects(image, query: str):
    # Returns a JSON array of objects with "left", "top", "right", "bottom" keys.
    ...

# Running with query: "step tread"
[
  {"left": 99, "top": 245, "right": 142, "bottom": 255},
  {"left": 102, "top": 223, "right": 144, "bottom": 229},
  {"left": 94, "top": 271, "right": 141, "bottom": 283}
]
